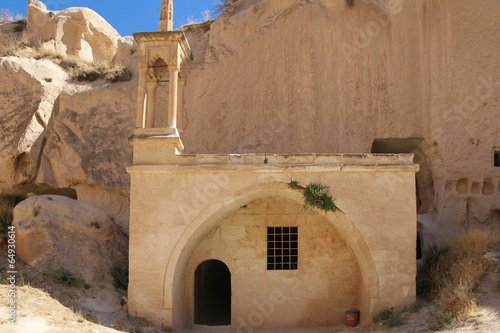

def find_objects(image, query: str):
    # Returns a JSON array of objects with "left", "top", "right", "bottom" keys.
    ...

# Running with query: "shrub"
[
  {"left": 74, "top": 66, "right": 105, "bottom": 82},
  {"left": 373, "top": 307, "right": 404, "bottom": 328},
  {"left": 373, "top": 307, "right": 395, "bottom": 323},
  {"left": 13, "top": 19, "right": 27, "bottom": 33},
  {"left": 417, "top": 243, "right": 447, "bottom": 296},
  {"left": 287, "top": 181, "right": 340, "bottom": 213},
  {"left": 493, "top": 274, "right": 500, "bottom": 291},
  {"left": 0, "top": 32, "right": 132, "bottom": 84},
  {"left": 71, "top": 61, "right": 131, "bottom": 83},
  {"left": 0, "top": 9, "right": 14, "bottom": 22},
  {"left": 129, "top": 329, "right": 143, "bottom": 333},
  {"left": 33, "top": 49, "right": 62, "bottom": 61},
  {"left": 59, "top": 58, "right": 80, "bottom": 70},
  {"left": 105, "top": 67, "right": 132, "bottom": 82},
  {"left": 1, "top": 47, "right": 16, "bottom": 57},
  {"left": 403, "top": 301, "right": 423, "bottom": 313},
  {"left": 18, "top": 38, "right": 31, "bottom": 49},
  {"left": 303, "top": 183, "right": 338, "bottom": 213},
  {"left": 44, "top": 271, "right": 85, "bottom": 288},
  {"left": 418, "top": 229, "right": 499, "bottom": 330},
  {"left": 90, "top": 221, "right": 101, "bottom": 229},
  {"left": 111, "top": 266, "right": 129, "bottom": 290},
  {"left": 0, "top": 203, "right": 13, "bottom": 239},
  {"left": 387, "top": 311, "right": 404, "bottom": 328},
  {"left": 430, "top": 283, "right": 478, "bottom": 331}
]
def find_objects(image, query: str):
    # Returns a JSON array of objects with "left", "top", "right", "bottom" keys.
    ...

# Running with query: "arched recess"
[
  {"left": 148, "top": 56, "right": 169, "bottom": 80},
  {"left": 163, "top": 181, "right": 380, "bottom": 328}
]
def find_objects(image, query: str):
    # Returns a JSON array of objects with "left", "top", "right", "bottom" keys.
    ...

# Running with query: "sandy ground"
[
  {"left": 0, "top": 284, "right": 122, "bottom": 333},
  {"left": 1, "top": 280, "right": 498, "bottom": 333},
  {"left": 438, "top": 269, "right": 500, "bottom": 333}
]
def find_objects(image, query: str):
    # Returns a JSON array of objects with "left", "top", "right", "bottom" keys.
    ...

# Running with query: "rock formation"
[
  {"left": 12, "top": 195, "right": 128, "bottom": 286},
  {"left": 25, "top": 0, "right": 120, "bottom": 63},
  {"left": 113, "top": 36, "right": 137, "bottom": 65},
  {"left": 0, "top": 1, "right": 136, "bottom": 234},
  {"left": 0, "top": 54, "right": 136, "bottom": 233}
]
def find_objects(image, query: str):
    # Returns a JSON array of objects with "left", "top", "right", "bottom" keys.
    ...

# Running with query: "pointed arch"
[
  {"left": 148, "top": 56, "right": 169, "bottom": 80},
  {"left": 162, "top": 181, "right": 380, "bottom": 328}
]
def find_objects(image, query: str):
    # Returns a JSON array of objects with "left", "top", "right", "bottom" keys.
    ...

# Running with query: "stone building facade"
[{"left": 127, "top": 0, "right": 421, "bottom": 330}]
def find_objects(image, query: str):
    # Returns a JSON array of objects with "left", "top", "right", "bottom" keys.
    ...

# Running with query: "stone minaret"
[{"left": 159, "top": 0, "right": 173, "bottom": 31}]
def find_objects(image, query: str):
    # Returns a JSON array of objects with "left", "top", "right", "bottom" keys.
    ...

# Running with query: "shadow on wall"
[
  {"left": 0, "top": 184, "right": 77, "bottom": 207},
  {"left": 372, "top": 137, "right": 433, "bottom": 260},
  {"left": 371, "top": 138, "right": 434, "bottom": 215}
]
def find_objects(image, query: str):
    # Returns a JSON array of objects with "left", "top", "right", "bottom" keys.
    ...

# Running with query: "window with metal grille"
[{"left": 267, "top": 227, "right": 298, "bottom": 270}]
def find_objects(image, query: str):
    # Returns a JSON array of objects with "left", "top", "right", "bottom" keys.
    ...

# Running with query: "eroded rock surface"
[
  {"left": 25, "top": 0, "right": 120, "bottom": 63},
  {"left": 0, "top": 57, "right": 67, "bottom": 186},
  {"left": 0, "top": 55, "right": 136, "bottom": 233},
  {"left": 12, "top": 195, "right": 128, "bottom": 286}
]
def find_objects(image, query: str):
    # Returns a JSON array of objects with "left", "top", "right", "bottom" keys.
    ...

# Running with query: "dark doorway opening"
[{"left": 194, "top": 260, "right": 231, "bottom": 326}]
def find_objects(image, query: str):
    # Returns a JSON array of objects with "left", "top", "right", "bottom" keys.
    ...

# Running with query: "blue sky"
[{"left": 2, "top": 0, "right": 217, "bottom": 36}]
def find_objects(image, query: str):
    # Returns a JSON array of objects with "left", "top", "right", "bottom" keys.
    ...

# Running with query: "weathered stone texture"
[
  {"left": 185, "top": 197, "right": 361, "bottom": 327},
  {"left": 0, "top": 56, "right": 136, "bottom": 233},
  {"left": 26, "top": 0, "right": 121, "bottom": 63},
  {"left": 12, "top": 195, "right": 128, "bottom": 285},
  {"left": 178, "top": 0, "right": 500, "bottom": 242},
  {"left": 127, "top": 155, "right": 418, "bottom": 328}
]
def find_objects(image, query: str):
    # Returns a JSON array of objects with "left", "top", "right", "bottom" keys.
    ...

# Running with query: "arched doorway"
[{"left": 194, "top": 260, "right": 231, "bottom": 326}]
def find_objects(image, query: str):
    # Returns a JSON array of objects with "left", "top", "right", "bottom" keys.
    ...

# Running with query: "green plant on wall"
[{"left": 288, "top": 180, "right": 339, "bottom": 213}]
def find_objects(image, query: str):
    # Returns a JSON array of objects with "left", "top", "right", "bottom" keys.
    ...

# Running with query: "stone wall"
[{"left": 127, "top": 153, "right": 418, "bottom": 329}]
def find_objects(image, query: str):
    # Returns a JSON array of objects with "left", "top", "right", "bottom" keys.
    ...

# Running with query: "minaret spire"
[{"left": 159, "top": 0, "right": 173, "bottom": 31}]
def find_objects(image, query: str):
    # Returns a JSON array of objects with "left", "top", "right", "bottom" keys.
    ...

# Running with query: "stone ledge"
[
  {"left": 184, "top": 153, "right": 414, "bottom": 165},
  {"left": 127, "top": 162, "right": 419, "bottom": 174},
  {"left": 130, "top": 152, "right": 414, "bottom": 165}
]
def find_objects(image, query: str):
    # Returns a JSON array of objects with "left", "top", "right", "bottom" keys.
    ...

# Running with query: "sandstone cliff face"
[
  {"left": 0, "top": 57, "right": 67, "bottom": 187},
  {"left": 178, "top": 0, "right": 500, "bottom": 242},
  {"left": 12, "top": 195, "right": 128, "bottom": 284},
  {"left": 0, "top": 55, "right": 136, "bottom": 232},
  {"left": 0, "top": 3, "right": 136, "bottom": 235}
]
